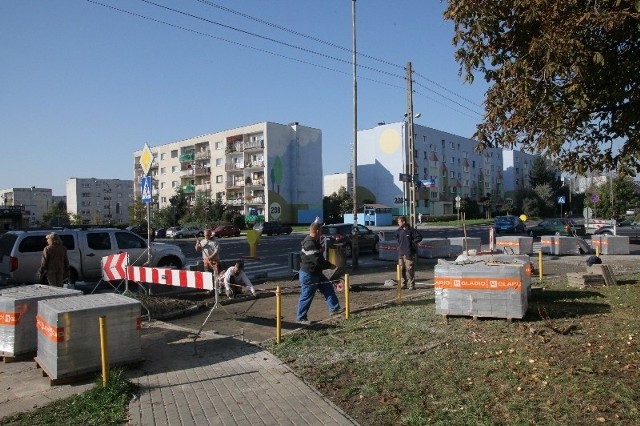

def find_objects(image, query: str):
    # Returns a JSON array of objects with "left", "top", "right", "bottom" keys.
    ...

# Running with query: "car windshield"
[{"left": 495, "top": 216, "right": 513, "bottom": 222}]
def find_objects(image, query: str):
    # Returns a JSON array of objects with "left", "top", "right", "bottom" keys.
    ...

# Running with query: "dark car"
[
  {"left": 155, "top": 228, "right": 167, "bottom": 238},
  {"left": 494, "top": 215, "right": 526, "bottom": 233},
  {"left": 527, "top": 218, "right": 586, "bottom": 237},
  {"left": 211, "top": 224, "right": 241, "bottom": 238},
  {"left": 253, "top": 221, "right": 293, "bottom": 236},
  {"left": 321, "top": 223, "right": 379, "bottom": 258},
  {"left": 594, "top": 219, "right": 640, "bottom": 241},
  {"left": 126, "top": 225, "right": 155, "bottom": 240}
]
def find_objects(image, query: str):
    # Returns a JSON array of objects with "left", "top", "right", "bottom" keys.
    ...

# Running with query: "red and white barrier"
[
  {"left": 127, "top": 266, "right": 214, "bottom": 291},
  {"left": 100, "top": 254, "right": 214, "bottom": 291},
  {"left": 101, "top": 253, "right": 129, "bottom": 281}
]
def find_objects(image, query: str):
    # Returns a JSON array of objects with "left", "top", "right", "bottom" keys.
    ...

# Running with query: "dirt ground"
[{"left": 133, "top": 255, "right": 640, "bottom": 344}]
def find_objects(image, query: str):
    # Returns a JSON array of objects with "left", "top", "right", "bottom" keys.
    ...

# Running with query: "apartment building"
[
  {"left": 357, "top": 123, "right": 510, "bottom": 216},
  {"left": 323, "top": 172, "right": 353, "bottom": 197},
  {"left": 502, "top": 149, "right": 538, "bottom": 197},
  {"left": 66, "top": 178, "right": 134, "bottom": 225},
  {"left": 0, "top": 187, "right": 54, "bottom": 226},
  {"left": 133, "top": 122, "right": 324, "bottom": 224}
]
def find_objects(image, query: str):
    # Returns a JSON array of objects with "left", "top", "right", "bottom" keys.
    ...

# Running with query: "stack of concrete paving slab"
[
  {"left": 448, "top": 237, "right": 481, "bottom": 256},
  {"left": 0, "top": 285, "right": 82, "bottom": 358},
  {"left": 540, "top": 236, "right": 581, "bottom": 255},
  {"left": 495, "top": 236, "right": 533, "bottom": 255},
  {"left": 377, "top": 240, "right": 398, "bottom": 261},
  {"left": 35, "top": 293, "right": 142, "bottom": 380},
  {"left": 418, "top": 238, "right": 451, "bottom": 259},
  {"left": 434, "top": 260, "right": 529, "bottom": 319},
  {"left": 590, "top": 235, "right": 630, "bottom": 255}
]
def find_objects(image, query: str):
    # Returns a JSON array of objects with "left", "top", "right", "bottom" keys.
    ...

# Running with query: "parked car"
[
  {"left": 527, "top": 218, "right": 586, "bottom": 237},
  {"left": 594, "top": 219, "right": 640, "bottom": 241},
  {"left": 321, "top": 223, "right": 379, "bottom": 258},
  {"left": 0, "top": 228, "right": 186, "bottom": 285},
  {"left": 494, "top": 215, "right": 526, "bottom": 233},
  {"left": 155, "top": 228, "right": 167, "bottom": 238},
  {"left": 165, "top": 227, "right": 181, "bottom": 238},
  {"left": 170, "top": 226, "right": 203, "bottom": 239},
  {"left": 126, "top": 225, "right": 155, "bottom": 240},
  {"left": 211, "top": 224, "right": 241, "bottom": 238},
  {"left": 253, "top": 221, "right": 292, "bottom": 236}
]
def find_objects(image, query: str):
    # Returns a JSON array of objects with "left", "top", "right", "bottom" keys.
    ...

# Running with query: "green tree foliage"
[
  {"left": 128, "top": 197, "right": 147, "bottom": 225},
  {"left": 41, "top": 201, "right": 70, "bottom": 226},
  {"left": 444, "top": 1, "right": 640, "bottom": 174},
  {"left": 323, "top": 187, "right": 352, "bottom": 224},
  {"left": 529, "top": 157, "right": 561, "bottom": 193},
  {"left": 585, "top": 175, "right": 640, "bottom": 219}
]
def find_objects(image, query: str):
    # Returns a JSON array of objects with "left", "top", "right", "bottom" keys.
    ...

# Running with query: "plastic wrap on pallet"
[
  {"left": 448, "top": 237, "right": 481, "bottom": 256},
  {"left": 0, "top": 285, "right": 82, "bottom": 357},
  {"left": 495, "top": 236, "right": 533, "bottom": 255},
  {"left": 377, "top": 240, "right": 398, "bottom": 261},
  {"left": 434, "top": 261, "right": 528, "bottom": 319},
  {"left": 36, "top": 293, "right": 142, "bottom": 380},
  {"left": 591, "top": 235, "right": 629, "bottom": 255},
  {"left": 417, "top": 238, "right": 451, "bottom": 259},
  {"left": 540, "top": 236, "right": 581, "bottom": 255}
]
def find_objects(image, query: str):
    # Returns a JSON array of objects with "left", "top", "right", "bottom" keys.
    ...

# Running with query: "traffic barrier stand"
[{"left": 92, "top": 253, "right": 130, "bottom": 295}]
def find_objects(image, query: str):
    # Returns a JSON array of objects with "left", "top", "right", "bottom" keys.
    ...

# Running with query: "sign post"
[
  {"left": 139, "top": 144, "right": 154, "bottom": 266},
  {"left": 557, "top": 195, "right": 566, "bottom": 217}
]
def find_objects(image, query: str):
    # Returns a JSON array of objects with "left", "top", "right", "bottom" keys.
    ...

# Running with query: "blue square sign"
[{"left": 141, "top": 176, "right": 153, "bottom": 203}]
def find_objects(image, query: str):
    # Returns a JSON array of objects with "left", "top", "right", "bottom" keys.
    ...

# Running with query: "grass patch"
[
  {"left": 266, "top": 275, "right": 640, "bottom": 425},
  {"left": 1, "top": 369, "right": 137, "bottom": 426}
]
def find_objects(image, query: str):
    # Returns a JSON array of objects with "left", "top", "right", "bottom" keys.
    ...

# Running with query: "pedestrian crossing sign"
[{"left": 141, "top": 176, "right": 153, "bottom": 203}]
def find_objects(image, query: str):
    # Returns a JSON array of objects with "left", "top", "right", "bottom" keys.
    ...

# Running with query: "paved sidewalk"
[{"left": 127, "top": 321, "right": 359, "bottom": 426}]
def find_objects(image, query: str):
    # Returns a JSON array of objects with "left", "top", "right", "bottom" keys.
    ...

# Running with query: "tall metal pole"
[
  {"left": 406, "top": 62, "right": 417, "bottom": 227},
  {"left": 351, "top": 0, "right": 359, "bottom": 268}
]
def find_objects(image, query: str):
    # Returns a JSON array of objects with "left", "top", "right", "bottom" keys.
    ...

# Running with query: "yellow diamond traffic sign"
[{"left": 140, "top": 143, "right": 153, "bottom": 176}]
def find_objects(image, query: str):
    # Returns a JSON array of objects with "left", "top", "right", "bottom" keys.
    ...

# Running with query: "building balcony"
[
  {"left": 243, "top": 140, "right": 264, "bottom": 151},
  {"left": 196, "top": 183, "right": 211, "bottom": 193},
  {"left": 225, "top": 181, "right": 245, "bottom": 189},
  {"left": 182, "top": 185, "right": 195, "bottom": 193},
  {"left": 244, "top": 160, "right": 265, "bottom": 169},
  {"left": 225, "top": 163, "right": 244, "bottom": 171},
  {"left": 195, "top": 150, "right": 210, "bottom": 160},
  {"left": 245, "top": 197, "right": 264, "bottom": 205},
  {"left": 245, "top": 178, "right": 265, "bottom": 187},
  {"left": 227, "top": 199, "right": 245, "bottom": 206},
  {"left": 179, "top": 152, "right": 195, "bottom": 162}
]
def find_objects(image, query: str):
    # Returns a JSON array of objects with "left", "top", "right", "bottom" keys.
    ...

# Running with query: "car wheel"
[
  {"left": 372, "top": 239, "right": 379, "bottom": 253},
  {"left": 157, "top": 256, "right": 182, "bottom": 269},
  {"left": 235, "top": 231, "right": 240, "bottom": 237},
  {"left": 343, "top": 243, "right": 353, "bottom": 258}
]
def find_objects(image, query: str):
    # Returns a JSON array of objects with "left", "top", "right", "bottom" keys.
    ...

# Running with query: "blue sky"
[{"left": 0, "top": 0, "right": 487, "bottom": 196}]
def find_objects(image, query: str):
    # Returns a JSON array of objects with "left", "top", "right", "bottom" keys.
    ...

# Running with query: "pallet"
[
  {"left": 34, "top": 356, "right": 144, "bottom": 386},
  {"left": 2, "top": 350, "right": 36, "bottom": 363}
]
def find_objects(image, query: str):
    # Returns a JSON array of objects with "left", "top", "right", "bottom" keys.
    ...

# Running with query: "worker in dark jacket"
[
  {"left": 296, "top": 222, "right": 342, "bottom": 325},
  {"left": 396, "top": 216, "right": 423, "bottom": 290}
]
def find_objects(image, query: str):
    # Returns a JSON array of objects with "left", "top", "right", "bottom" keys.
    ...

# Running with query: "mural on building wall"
[{"left": 270, "top": 156, "right": 283, "bottom": 194}]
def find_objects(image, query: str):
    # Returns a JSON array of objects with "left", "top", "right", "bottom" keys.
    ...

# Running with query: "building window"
[
  {"left": 216, "top": 175, "right": 223, "bottom": 183},
  {"left": 161, "top": 196, "right": 167, "bottom": 203},
  {"left": 214, "top": 141, "right": 223, "bottom": 150},
  {"left": 450, "top": 171, "right": 455, "bottom": 178},
  {"left": 81, "top": 192, "right": 91, "bottom": 197},
  {"left": 171, "top": 181, "right": 178, "bottom": 188},
  {"left": 171, "top": 150, "right": 178, "bottom": 158},
  {"left": 215, "top": 158, "right": 223, "bottom": 167},
  {"left": 160, "top": 153, "right": 166, "bottom": 160},
  {"left": 170, "top": 166, "right": 177, "bottom": 173},
  {"left": 160, "top": 167, "right": 166, "bottom": 175},
  {"left": 450, "top": 157, "right": 455, "bottom": 164},
  {"left": 160, "top": 182, "right": 165, "bottom": 189}
]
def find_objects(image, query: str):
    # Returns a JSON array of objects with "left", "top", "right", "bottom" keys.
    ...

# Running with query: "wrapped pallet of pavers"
[{"left": 434, "top": 260, "right": 529, "bottom": 319}]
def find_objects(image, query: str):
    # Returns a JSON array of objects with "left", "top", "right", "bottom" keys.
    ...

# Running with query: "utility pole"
[
  {"left": 406, "top": 62, "right": 417, "bottom": 227},
  {"left": 351, "top": 0, "right": 359, "bottom": 269}
]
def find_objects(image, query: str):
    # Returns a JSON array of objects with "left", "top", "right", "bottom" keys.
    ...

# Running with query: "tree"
[
  {"left": 129, "top": 197, "right": 147, "bottom": 225},
  {"left": 529, "top": 157, "right": 561, "bottom": 193},
  {"left": 444, "top": 1, "right": 640, "bottom": 174},
  {"left": 585, "top": 175, "right": 640, "bottom": 219},
  {"left": 41, "top": 201, "right": 70, "bottom": 226},
  {"left": 323, "top": 187, "right": 351, "bottom": 224}
]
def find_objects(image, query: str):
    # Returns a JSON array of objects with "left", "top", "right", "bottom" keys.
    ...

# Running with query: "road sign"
[
  {"left": 583, "top": 207, "right": 593, "bottom": 219},
  {"left": 399, "top": 173, "right": 412, "bottom": 182},
  {"left": 558, "top": 196, "right": 566, "bottom": 204},
  {"left": 591, "top": 194, "right": 600, "bottom": 203},
  {"left": 141, "top": 176, "right": 153, "bottom": 203},
  {"left": 139, "top": 143, "right": 153, "bottom": 176}
]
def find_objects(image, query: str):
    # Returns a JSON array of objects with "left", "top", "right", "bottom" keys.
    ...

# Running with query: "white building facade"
[
  {"left": 502, "top": 149, "right": 538, "bottom": 196},
  {"left": 323, "top": 173, "right": 353, "bottom": 197},
  {"left": 66, "top": 178, "right": 134, "bottom": 225},
  {"left": 133, "top": 122, "right": 324, "bottom": 224},
  {"left": 0, "top": 187, "right": 53, "bottom": 226},
  {"left": 357, "top": 123, "right": 508, "bottom": 216}
]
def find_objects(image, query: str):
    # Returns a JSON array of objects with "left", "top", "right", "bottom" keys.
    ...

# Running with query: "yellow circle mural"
[{"left": 379, "top": 128, "right": 401, "bottom": 154}]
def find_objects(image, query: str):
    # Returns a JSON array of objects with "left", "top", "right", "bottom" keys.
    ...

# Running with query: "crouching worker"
[{"left": 223, "top": 262, "right": 256, "bottom": 298}]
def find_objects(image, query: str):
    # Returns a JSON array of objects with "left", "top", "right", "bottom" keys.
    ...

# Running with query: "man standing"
[
  {"left": 396, "top": 216, "right": 423, "bottom": 290},
  {"left": 296, "top": 222, "right": 343, "bottom": 325},
  {"left": 195, "top": 229, "right": 220, "bottom": 275}
]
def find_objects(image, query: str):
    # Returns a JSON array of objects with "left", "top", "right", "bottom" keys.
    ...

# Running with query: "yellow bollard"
[
  {"left": 595, "top": 245, "right": 599, "bottom": 257},
  {"left": 538, "top": 251, "right": 543, "bottom": 280},
  {"left": 344, "top": 274, "right": 350, "bottom": 320},
  {"left": 276, "top": 286, "right": 281, "bottom": 344},
  {"left": 99, "top": 316, "right": 109, "bottom": 386},
  {"left": 396, "top": 263, "right": 402, "bottom": 302}
]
